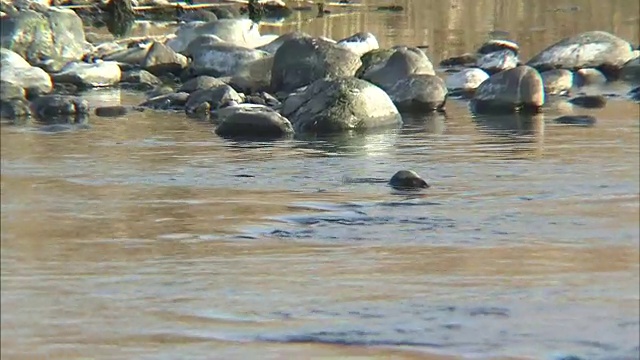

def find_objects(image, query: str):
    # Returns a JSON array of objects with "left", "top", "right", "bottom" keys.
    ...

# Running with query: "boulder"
[
  {"left": 355, "top": 48, "right": 395, "bottom": 78},
  {"left": 185, "top": 43, "right": 270, "bottom": 78},
  {"left": 477, "top": 39, "right": 520, "bottom": 55},
  {"left": 139, "top": 92, "right": 190, "bottom": 110},
  {"left": 445, "top": 68, "right": 489, "bottom": 97},
  {"left": 178, "top": 75, "right": 226, "bottom": 93},
  {"left": 361, "top": 47, "right": 435, "bottom": 90},
  {"left": 142, "top": 41, "right": 189, "bottom": 76},
  {"left": 476, "top": 49, "right": 518, "bottom": 74},
  {"left": 120, "top": 69, "right": 163, "bottom": 90},
  {"left": 101, "top": 43, "right": 151, "bottom": 66},
  {"left": 337, "top": 32, "right": 379, "bottom": 56},
  {"left": 574, "top": 68, "right": 607, "bottom": 87},
  {"left": 166, "top": 19, "right": 261, "bottom": 53},
  {"left": 184, "top": 84, "right": 243, "bottom": 116},
  {"left": 51, "top": 61, "right": 122, "bottom": 88},
  {"left": 540, "top": 69, "right": 573, "bottom": 95},
  {"left": 281, "top": 77, "right": 402, "bottom": 134},
  {"left": 471, "top": 65, "right": 545, "bottom": 114},
  {"left": 220, "top": 56, "right": 274, "bottom": 93},
  {"left": 256, "top": 31, "right": 308, "bottom": 54},
  {"left": 385, "top": 74, "right": 448, "bottom": 112},
  {"left": 389, "top": 170, "right": 429, "bottom": 190},
  {"left": 0, "top": 80, "right": 26, "bottom": 101},
  {"left": 214, "top": 105, "right": 293, "bottom": 139},
  {"left": 29, "top": 94, "right": 89, "bottom": 118},
  {"left": 526, "top": 31, "right": 634, "bottom": 77},
  {"left": 620, "top": 55, "right": 640, "bottom": 83},
  {"left": 0, "top": 7, "right": 86, "bottom": 65},
  {"left": 270, "top": 36, "right": 362, "bottom": 93},
  {"left": 0, "top": 48, "right": 53, "bottom": 97}
]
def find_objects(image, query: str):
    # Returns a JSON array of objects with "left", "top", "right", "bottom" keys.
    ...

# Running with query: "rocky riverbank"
[{"left": 1, "top": 0, "right": 639, "bottom": 136}]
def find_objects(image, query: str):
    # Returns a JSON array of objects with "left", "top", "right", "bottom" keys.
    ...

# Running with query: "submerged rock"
[
  {"left": 526, "top": 31, "right": 634, "bottom": 77},
  {"left": 540, "top": 69, "right": 574, "bottom": 95},
  {"left": 472, "top": 65, "right": 544, "bottom": 114},
  {"left": 51, "top": 61, "right": 122, "bottom": 88},
  {"left": 214, "top": 105, "right": 293, "bottom": 139},
  {"left": 385, "top": 74, "right": 448, "bottom": 112},
  {"left": 281, "top": 77, "right": 401, "bottom": 134},
  {"left": 389, "top": 170, "right": 429, "bottom": 190},
  {"left": 30, "top": 94, "right": 89, "bottom": 118},
  {"left": 270, "top": 36, "right": 362, "bottom": 93},
  {"left": 1, "top": 48, "right": 53, "bottom": 97},
  {"left": 445, "top": 68, "right": 489, "bottom": 97},
  {"left": 568, "top": 95, "right": 607, "bottom": 108},
  {"left": 0, "top": 7, "right": 86, "bottom": 64},
  {"left": 553, "top": 114, "right": 597, "bottom": 126}
]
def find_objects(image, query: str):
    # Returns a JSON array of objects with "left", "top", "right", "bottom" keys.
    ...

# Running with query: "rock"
[
  {"left": 178, "top": 75, "right": 226, "bottom": 93},
  {"left": 385, "top": 74, "right": 448, "bottom": 112},
  {"left": 0, "top": 7, "right": 86, "bottom": 65},
  {"left": 256, "top": 31, "right": 308, "bottom": 54},
  {"left": 179, "top": 9, "right": 218, "bottom": 23},
  {"left": 95, "top": 105, "right": 128, "bottom": 117},
  {"left": 221, "top": 56, "right": 273, "bottom": 93},
  {"left": 102, "top": 42, "right": 151, "bottom": 66},
  {"left": 439, "top": 53, "right": 477, "bottom": 67},
  {"left": 270, "top": 36, "right": 362, "bottom": 93},
  {"left": 184, "top": 84, "right": 242, "bottom": 116},
  {"left": 142, "top": 41, "right": 189, "bottom": 76},
  {"left": 540, "top": 69, "right": 573, "bottom": 95},
  {"left": 568, "top": 95, "right": 607, "bottom": 108},
  {"left": 445, "top": 68, "right": 489, "bottom": 97},
  {"left": 337, "top": 32, "right": 379, "bottom": 56},
  {"left": 0, "top": 80, "right": 26, "bottom": 101},
  {"left": 574, "top": 68, "right": 607, "bottom": 87},
  {"left": 526, "top": 31, "right": 634, "bottom": 77},
  {"left": 166, "top": 19, "right": 261, "bottom": 53},
  {"left": 361, "top": 47, "right": 435, "bottom": 90},
  {"left": 629, "top": 86, "right": 640, "bottom": 101},
  {"left": 0, "top": 98, "right": 31, "bottom": 119},
  {"left": 186, "top": 43, "right": 270, "bottom": 78},
  {"left": 355, "top": 48, "right": 395, "bottom": 78},
  {"left": 182, "top": 35, "right": 226, "bottom": 56},
  {"left": 244, "top": 91, "right": 280, "bottom": 107},
  {"left": 120, "top": 69, "right": 163, "bottom": 90},
  {"left": 281, "top": 77, "right": 402, "bottom": 134},
  {"left": 472, "top": 65, "right": 545, "bottom": 114},
  {"left": 389, "top": 170, "right": 429, "bottom": 190},
  {"left": 476, "top": 49, "right": 518, "bottom": 74},
  {"left": 477, "top": 39, "right": 519, "bottom": 55},
  {"left": 210, "top": 6, "right": 240, "bottom": 19},
  {"left": 1, "top": 48, "right": 53, "bottom": 97},
  {"left": 214, "top": 104, "right": 293, "bottom": 139},
  {"left": 620, "top": 56, "right": 640, "bottom": 83},
  {"left": 139, "top": 92, "right": 189, "bottom": 110},
  {"left": 51, "top": 61, "right": 122, "bottom": 88},
  {"left": 29, "top": 94, "right": 89, "bottom": 118},
  {"left": 553, "top": 114, "right": 596, "bottom": 126}
]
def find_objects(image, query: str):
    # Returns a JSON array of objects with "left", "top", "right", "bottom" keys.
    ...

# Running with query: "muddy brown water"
[{"left": 2, "top": 0, "right": 640, "bottom": 359}]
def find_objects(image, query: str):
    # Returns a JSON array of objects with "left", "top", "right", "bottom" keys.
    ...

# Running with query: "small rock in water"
[
  {"left": 553, "top": 115, "right": 597, "bottom": 126},
  {"left": 389, "top": 170, "right": 429, "bottom": 190},
  {"left": 574, "top": 68, "right": 607, "bottom": 87},
  {"left": 568, "top": 95, "right": 607, "bottom": 108},
  {"left": 95, "top": 105, "right": 129, "bottom": 117},
  {"left": 540, "top": 69, "right": 574, "bottom": 95}
]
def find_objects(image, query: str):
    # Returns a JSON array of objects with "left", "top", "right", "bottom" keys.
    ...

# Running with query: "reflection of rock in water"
[
  {"left": 402, "top": 112, "right": 447, "bottom": 135},
  {"left": 293, "top": 128, "right": 399, "bottom": 157},
  {"left": 472, "top": 113, "right": 544, "bottom": 138}
]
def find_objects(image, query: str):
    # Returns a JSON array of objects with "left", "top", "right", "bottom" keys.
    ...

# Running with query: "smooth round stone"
[{"left": 388, "top": 170, "right": 429, "bottom": 190}]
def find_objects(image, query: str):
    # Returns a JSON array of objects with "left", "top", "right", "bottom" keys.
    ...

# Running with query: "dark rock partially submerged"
[
  {"left": 214, "top": 105, "right": 293, "bottom": 139},
  {"left": 389, "top": 170, "right": 429, "bottom": 190},
  {"left": 553, "top": 115, "right": 597, "bottom": 126},
  {"left": 30, "top": 94, "right": 90, "bottom": 119},
  {"left": 568, "top": 95, "right": 607, "bottom": 109}
]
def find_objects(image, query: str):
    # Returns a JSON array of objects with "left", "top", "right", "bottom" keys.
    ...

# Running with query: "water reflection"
[
  {"left": 293, "top": 129, "right": 400, "bottom": 156},
  {"left": 401, "top": 112, "right": 448, "bottom": 135},
  {"left": 472, "top": 112, "right": 545, "bottom": 138}
]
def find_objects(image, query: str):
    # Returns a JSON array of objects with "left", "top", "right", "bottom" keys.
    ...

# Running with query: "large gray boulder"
[
  {"left": 214, "top": 105, "right": 293, "bottom": 139},
  {"left": 281, "top": 77, "right": 402, "bottom": 134},
  {"left": 166, "top": 19, "right": 261, "bottom": 53},
  {"left": 141, "top": 42, "right": 189, "bottom": 76},
  {"left": 185, "top": 43, "right": 270, "bottom": 78},
  {"left": 51, "top": 61, "right": 122, "bottom": 88},
  {"left": 476, "top": 49, "right": 518, "bottom": 75},
  {"left": 270, "top": 36, "right": 362, "bottom": 93},
  {"left": 527, "top": 31, "right": 634, "bottom": 76},
  {"left": 620, "top": 54, "right": 640, "bottom": 83},
  {"left": 0, "top": 48, "right": 53, "bottom": 97},
  {"left": 445, "top": 68, "right": 489, "bottom": 97},
  {"left": 472, "top": 65, "right": 545, "bottom": 114},
  {"left": 0, "top": 7, "right": 86, "bottom": 65},
  {"left": 385, "top": 74, "right": 448, "bottom": 112},
  {"left": 337, "top": 32, "right": 379, "bottom": 57},
  {"left": 361, "top": 47, "right": 435, "bottom": 90}
]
